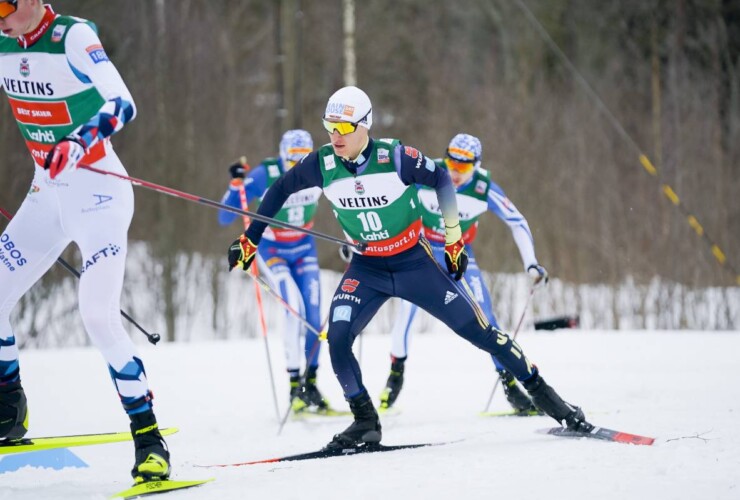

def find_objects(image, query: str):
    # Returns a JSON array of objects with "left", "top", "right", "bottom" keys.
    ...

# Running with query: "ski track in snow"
[{"left": 2, "top": 330, "right": 738, "bottom": 500}]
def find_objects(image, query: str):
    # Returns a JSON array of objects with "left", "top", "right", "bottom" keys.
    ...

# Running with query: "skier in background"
[
  {"left": 227, "top": 85, "right": 592, "bottom": 449},
  {"left": 219, "top": 130, "right": 333, "bottom": 414},
  {"left": 379, "top": 133, "right": 548, "bottom": 414},
  {"left": 0, "top": 0, "right": 169, "bottom": 482}
]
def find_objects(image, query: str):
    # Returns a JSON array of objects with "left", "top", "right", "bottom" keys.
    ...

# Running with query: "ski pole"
[
  {"left": 276, "top": 311, "right": 330, "bottom": 436},
  {"left": 0, "top": 206, "right": 161, "bottom": 345},
  {"left": 237, "top": 180, "right": 281, "bottom": 424},
  {"left": 277, "top": 254, "right": 354, "bottom": 436},
  {"left": 246, "top": 271, "right": 326, "bottom": 340},
  {"left": 482, "top": 284, "right": 535, "bottom": 413},
  {"left": 78, "top": 164, "right": 366, "bottom": 252}
]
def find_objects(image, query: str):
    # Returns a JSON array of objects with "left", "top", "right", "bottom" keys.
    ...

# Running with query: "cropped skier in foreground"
[
  {"left": 0, "top": 0, "right": 170, "bottom": 482},
  {"left": 228, "top": 86, "right": 593, "bottom": 449}
]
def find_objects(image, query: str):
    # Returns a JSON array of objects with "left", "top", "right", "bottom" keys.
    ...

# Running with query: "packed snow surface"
[{"left": 2, "top": 330, "right": 738, "bottom": 499}]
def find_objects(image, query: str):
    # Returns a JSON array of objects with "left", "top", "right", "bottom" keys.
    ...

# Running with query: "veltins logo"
[{"left": 354, "top": 180, "right": 365, "bottom": 195}]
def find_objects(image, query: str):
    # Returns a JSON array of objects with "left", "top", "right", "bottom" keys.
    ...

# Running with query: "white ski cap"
[{"left": 323, "top": 86, "right": 373, "bottom": 129}]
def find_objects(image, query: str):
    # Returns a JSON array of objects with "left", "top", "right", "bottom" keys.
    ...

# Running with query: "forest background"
[{"left": 2, "top": 0, "right": 738, "bottom": 341}]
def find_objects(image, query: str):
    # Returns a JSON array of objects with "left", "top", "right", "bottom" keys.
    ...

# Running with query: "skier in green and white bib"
[
  {"left": 0, "top": 0, "right": 169, "bottom": 483},
  {"left": 218, "top": 130, "right": 333, "bottom": 415},
  {"left": 379, "top": 133, "right": 549, "bottom": 414},
  {"left": 228, "top": 86, "right": 592, "bottom": 448}
]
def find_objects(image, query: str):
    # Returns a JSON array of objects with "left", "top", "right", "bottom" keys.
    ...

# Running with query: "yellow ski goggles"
[
  {"left": 322, "top": 109, "right": 370, "bottom": 136},
  {"left": 444, "top": 157, "right": 476, "bottom": 174},
  {"left": 285, "top": 147, "right": 312, "bottom": 168},
  {"left": 322, "top": 120, "right": 361, "bottom": 136},
  {"left": 0, "top": 1, "right": 18, "bottom": 19}
]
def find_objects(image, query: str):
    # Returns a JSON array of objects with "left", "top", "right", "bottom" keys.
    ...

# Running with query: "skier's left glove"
[
  {"left": 444, "top": 223, "right": 468, "bottom": 281},
  {"left": 228, "top": 235, "right": 258, "bottom": 271},
  {"left": 43, "top": 136, "right": 86, "bottom": 180},
  {"left": 527, "top": 263, "right": 549, "bottom": 287}
]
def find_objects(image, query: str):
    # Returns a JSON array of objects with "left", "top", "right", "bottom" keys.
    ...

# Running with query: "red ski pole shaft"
[
  {"left": 78, "top": 164, "right": 365, "bottom": 251},
  {"left": 237, "top": 179, "right": 281, "bottom": 423}
]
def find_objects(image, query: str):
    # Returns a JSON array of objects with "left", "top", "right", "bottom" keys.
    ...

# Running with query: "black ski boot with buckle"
[
  {"left": 523, "top": 373, "right": 593, "bottom": 432},
  {"left": 130, "top": 409, "right": 171, "bottom": 483},
  {"left": 325, "top": 392, "right": 381, "bottom": 450}
]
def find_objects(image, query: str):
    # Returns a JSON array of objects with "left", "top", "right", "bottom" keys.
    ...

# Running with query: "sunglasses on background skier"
[
  {"left": 285, "top": 147, "right": 312, "bottom": 168},
  {"left": 444, "top": 145, "right": 477, "bottom": 173},
  {"left": 322, "top": 110, "right": 371, "bottom": 136},
  {"left": 0, "top": 1, "right": 18, "bottom": 19},
  {"left": 444, "top": 157, "right": 476, "bottom": 174}
]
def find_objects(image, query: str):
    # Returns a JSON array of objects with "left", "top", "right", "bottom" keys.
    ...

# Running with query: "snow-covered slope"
[{"left": 3, "top": 330, "right": 738, "bottom": 499}]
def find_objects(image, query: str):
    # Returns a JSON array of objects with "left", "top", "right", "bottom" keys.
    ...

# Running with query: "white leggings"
[{"left": 0, "top": 152, "right": 151, "bottom": 410}]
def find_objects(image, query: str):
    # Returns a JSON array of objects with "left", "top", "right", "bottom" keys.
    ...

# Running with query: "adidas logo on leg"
[{"left": 444, "top": 290, "right": 458, "bottom": 305}]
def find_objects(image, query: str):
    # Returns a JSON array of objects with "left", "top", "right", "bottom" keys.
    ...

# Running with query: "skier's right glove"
[
  {"left": 228, "top": 235, "right": 257, "bottom": 271},
  {"left": 44, "top": 136, "right": 86, "bottom": 180},
  {"left": 228, "top": 156, "right": 249, "bottom": 179}
]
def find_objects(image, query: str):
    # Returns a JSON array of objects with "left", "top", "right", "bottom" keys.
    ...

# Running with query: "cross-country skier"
[
  {"left": 219, "top": 130, "right": 333, "bottom": 414},
  {"left": 228, "top": 86, "right": 593, "bottom": 449},
  {"left": 0, "top": 0, "right": 169, "bottom": 482},
  {"left": 379, "top": 133, "right": 548, "bottom": 414}
]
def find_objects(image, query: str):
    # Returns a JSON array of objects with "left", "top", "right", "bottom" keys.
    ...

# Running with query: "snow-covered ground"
[{"left": 2, "top": 329, "right": 739, "bottom": 500}]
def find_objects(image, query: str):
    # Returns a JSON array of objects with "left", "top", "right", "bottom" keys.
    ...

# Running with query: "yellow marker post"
[
  {"left": 661, "top": 185, "right": 680, "bottom": 206},
  {"left": 639, "top": 154, "right": 658, "bottom": 176},
  {"left": 687, "top": 215, "right": 704, "bottom": 236}
]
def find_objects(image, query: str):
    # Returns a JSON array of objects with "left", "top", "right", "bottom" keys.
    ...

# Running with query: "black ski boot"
[
  {"left": 130, "top": 410, "right": 171, "bottom": 483},
  {"left": 523, "top": 373, "right": 593, "bottom": 432},
  {"left": 0, "top": 380, "right": 28, "bottom": 441},
  {"left": 326, "top": 392, "right": 381, "bottom": 449},
  {"left": 379, "top": 356, "right": 405, "bottom": 410},
  {"left": 289, "top": 374, "right": 310, "bottom": 413},
  {"left": 303, "top": 366, "right": 330, "bottom": 411},
  {"left": 498, "top": 369, "right": 539, "bottom": 413}
]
